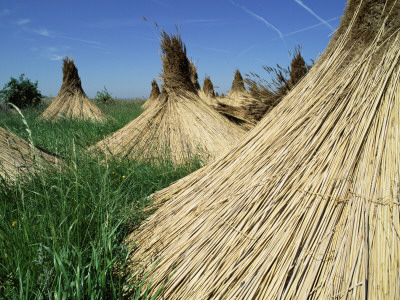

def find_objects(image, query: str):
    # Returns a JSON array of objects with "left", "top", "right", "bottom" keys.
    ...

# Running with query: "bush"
[
  {"left": 94, "top": 86, "right": 114, "bottom": 104},
  {"left": 0, "top": 74, "right": 42, "bottom": 108}
]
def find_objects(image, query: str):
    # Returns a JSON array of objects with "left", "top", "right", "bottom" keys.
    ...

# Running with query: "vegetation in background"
[
  {"left": 0, "top": 101, "right": 201, "bottom": 299},
  {"left": 94, "top": 86, "right": 115, "bottom": 105},
  {"left": 0, "top": 74, "right": 42, "bottom": 108}
]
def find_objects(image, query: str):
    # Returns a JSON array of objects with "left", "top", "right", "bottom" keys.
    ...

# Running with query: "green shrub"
[
  {"left": 0, "top": 74, "right": 42, "bottom": 108},
  {"left": 94, "top": 86, "right": 114, "bottom": 104}
]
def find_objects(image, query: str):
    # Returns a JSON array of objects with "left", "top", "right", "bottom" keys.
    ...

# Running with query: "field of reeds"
[{"left": 0, "top": 100, "right": 202, "bottom": 299}]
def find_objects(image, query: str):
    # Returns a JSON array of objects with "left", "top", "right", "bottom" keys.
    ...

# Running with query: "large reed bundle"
[
  {"left": 125, "top": 0, "right": 400, "bottom": 298},
  {"left": 38, "top": 57, "right": 109, "bottom": 122},
  {"left": 141, "top": 79, "right": 161, "bottom": 110},
  {"left": 0, "top": 127, "right": 60, "bottom": 180},
  {"left": 90, "top": 31, "right": 245, "bottom": 164}
]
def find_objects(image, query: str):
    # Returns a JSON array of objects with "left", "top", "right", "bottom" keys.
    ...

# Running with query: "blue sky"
[{"left": 1, "top": 0, "right": 347, "bottom": 99}]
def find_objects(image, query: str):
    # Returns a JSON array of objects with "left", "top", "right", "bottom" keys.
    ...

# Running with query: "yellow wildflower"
[
  {"left": 4, "top": 254, "right": 7, "bottom": 258},
  {"left": 12, "top": 222, "right": 17, "bottom": 227},
  {"left": 122, "top": 175, "right": 126, "bottom": 179}
]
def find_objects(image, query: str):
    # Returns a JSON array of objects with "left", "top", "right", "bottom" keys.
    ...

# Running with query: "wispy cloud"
[
  {"left": 0, "top": 9, "right": 10, "bottom": 16},
  {"left": 16, "top": 18, "right": 30, "bottom": 25},
  {"left": 60, "top": 36, "right": 101, "bottom": 45},
  {"left": 50, "top": 54, "right": 63, "bottom": 61},
  {"left": 236, "top": 44, "right": 258, "bottom": 59},
  {"left": 283, "top": 16, "right": 340, "bottom": 37},
  {"left": 32, "top": 28, "right": 52, "bottom": 37},
  {"left": 30, "top": 45, "right": 70, "bottom": 61},
  {"left": 294, "top": 0, "right": 334, "bottom": 31},
  {"left": 228, "top": 0, "right": 286, "bottom": 48}
]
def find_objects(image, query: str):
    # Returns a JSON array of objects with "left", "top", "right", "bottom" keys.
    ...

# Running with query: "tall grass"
[{"left": 0, "top": 100, "right": 202, "bottom": 299}]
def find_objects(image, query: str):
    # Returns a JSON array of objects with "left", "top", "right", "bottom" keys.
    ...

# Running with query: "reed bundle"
[
  {"left": 245, "top": 46, "right": 310, "bottom": 123},
  {"left": 141, "top": 79, "right": 161, "bottom": 110},
  {"left": 0, "top": 127, "right": 60, "bottom": 180},
  {"left": 125, "top": 0, "right": 400, "bottom": 298},
  {"left": 90, "top": 31, "right": 245, "bottom": 164},
  {"left": 223, "top": 69, "right": 251, "bottom": 107},
  {"left": 189, "top": 60, "right": 201, "bottom": 90},
  {"left": 38, "top": 57, "right": 109, "bottom": 122},
  {"left": 198, "top": 76, "right": 218, "bottom": 106},
  {"left": 215, "top": 69, "right": 256, "bottom": 128}
]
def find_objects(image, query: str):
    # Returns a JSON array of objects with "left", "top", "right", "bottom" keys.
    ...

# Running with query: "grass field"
[{"left": 0, "top": 100, "right": 202, "bottom": 299}]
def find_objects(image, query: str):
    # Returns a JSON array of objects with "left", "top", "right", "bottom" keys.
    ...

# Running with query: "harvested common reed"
[
  {"left": 202, "top": 76, "right": 215, "bottom": 98},
  {"left": 125, "top": 0, "right": 400, "bottom": 298},
  {"left": 0, "top": 126, "right": 60, "bottom": 180},
  {"left": 189, "top": 60, "right": 201, "bottom": 90},
  {"left": 198, "top": 76, "right": 218, "bottom": 106},
  {"left": 141, "top": 79, "right": 161, "bottom": 110},
  {"left": 224, "top": 69, "right": 251, "bottom": 106},
  {"left": 90, "top": 31, "right": 245, "bottom": 164},
  {"left": 245, "top": 46, "right": 310, "bottom": 122},
  {"left": 38, "top": 57, "right": 109, "bottom": 122},
  {"left": 215, "top": 69, "right": 256, "bottom": 128}
]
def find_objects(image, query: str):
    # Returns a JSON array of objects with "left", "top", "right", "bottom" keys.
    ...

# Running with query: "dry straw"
[
  {"left": 0, "top": 126, "right": 60, "bottom": 180},
  {"left": 125, "top": 0, "right": 400, "bottom": 298},
  {"left": 38, "top": 57, "right": 109, "bottom": 122},
  {"left": 141, "top": 79, "right": 161, "bottom": 110},
  {"left": 215, "top": 69, "right": 256, "bottom": 129},
  {"left": 90, "top": 31, "right": 245, "bottom": 164},
  {"left": 189, "top": 60, "right": 201, "bottom": 90},
  {"left": 198, "top": 76, "right": 218, "bottom": 106},
  {"left": 224, "top": 69, "right": 251, "bottom": 107},
  {"left": 245, "top": 46, "right": 310, "bottom": 123}
]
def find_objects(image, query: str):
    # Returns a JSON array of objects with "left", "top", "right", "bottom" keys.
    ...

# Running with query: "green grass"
[{"left": 0, "top": 100, "right": 202, "bottom": 299}]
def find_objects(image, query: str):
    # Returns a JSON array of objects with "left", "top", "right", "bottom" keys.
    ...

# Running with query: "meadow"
[{"left": 0, "top": 100, "right": 202, "bottom": 299}]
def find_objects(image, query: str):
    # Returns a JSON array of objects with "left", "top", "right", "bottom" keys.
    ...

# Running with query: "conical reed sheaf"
[
  {"left": 0, "top": 127, "right": 60, "bottom": 180},
  {"left": 222, "top": 69, "right": 252, "bottom": 107},
  {"left": 202, "top": 76, "right": 215, "bottom": 98},
  {"left": 141, "top": 79, "right": 161, "bottom": 110},
  {"left": 189, "top": 61, "right": 201, "bottom": 90},
  {"left": 215, "top": 69, "right": 256, "bottom": 129},
  {"left": 38, "top": 57, "right": 109, "bottom": 122},
  {"left": 198, "top": 76, "right": 217, "bottom": 107},
  {"left": 125, "top": 0, "right": 400, "bottom": 298},
  {"left": 90, "top": 32, "right": 245, "bottom": 164}
]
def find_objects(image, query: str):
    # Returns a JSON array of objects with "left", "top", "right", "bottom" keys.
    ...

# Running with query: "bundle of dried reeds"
[
  {"left": 214, "top": 69, "right": 256, "bottom": 128},
  {"left": 38, "top": 57, "right": 109, "bottom": 122},
  {"left": 141, "top": 79, "right": 161, "bottom": 110},
  {"left": 202, "top": 76, "right": 215, "bottom": 98},
  {"left": 0, "top": 127, "right": 60, "bottom": 180},
  {"left": 245, "top": 46, "right": 310, "bottom": 122},
  {"left": 90, "top": 31, "right": 245, "bottom": 164},
  {"left": 224, "top": 69, "right": 251, "bottom": 106},
  {"left": 189, "top": 60, "right": 201, "bottom": 90},
  {"left": 198, "top": 76, "right": 218, "bottom": 106},
  {"left": 125, "top": 0, "right": 400, "bottom": 298}
]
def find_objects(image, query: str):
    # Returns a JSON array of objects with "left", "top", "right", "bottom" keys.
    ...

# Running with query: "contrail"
[
  {"left": 236, "top": 44, "right": 257, "bottom": 59},
  {"left": 228, "top": 0, "right": 287, "bottom": 49},
  {"left": 294, "top": 0, "right": 334, "bottom": 31},
  {"left": 284, "top": 16, "right": 340, "bottom": 36}
]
